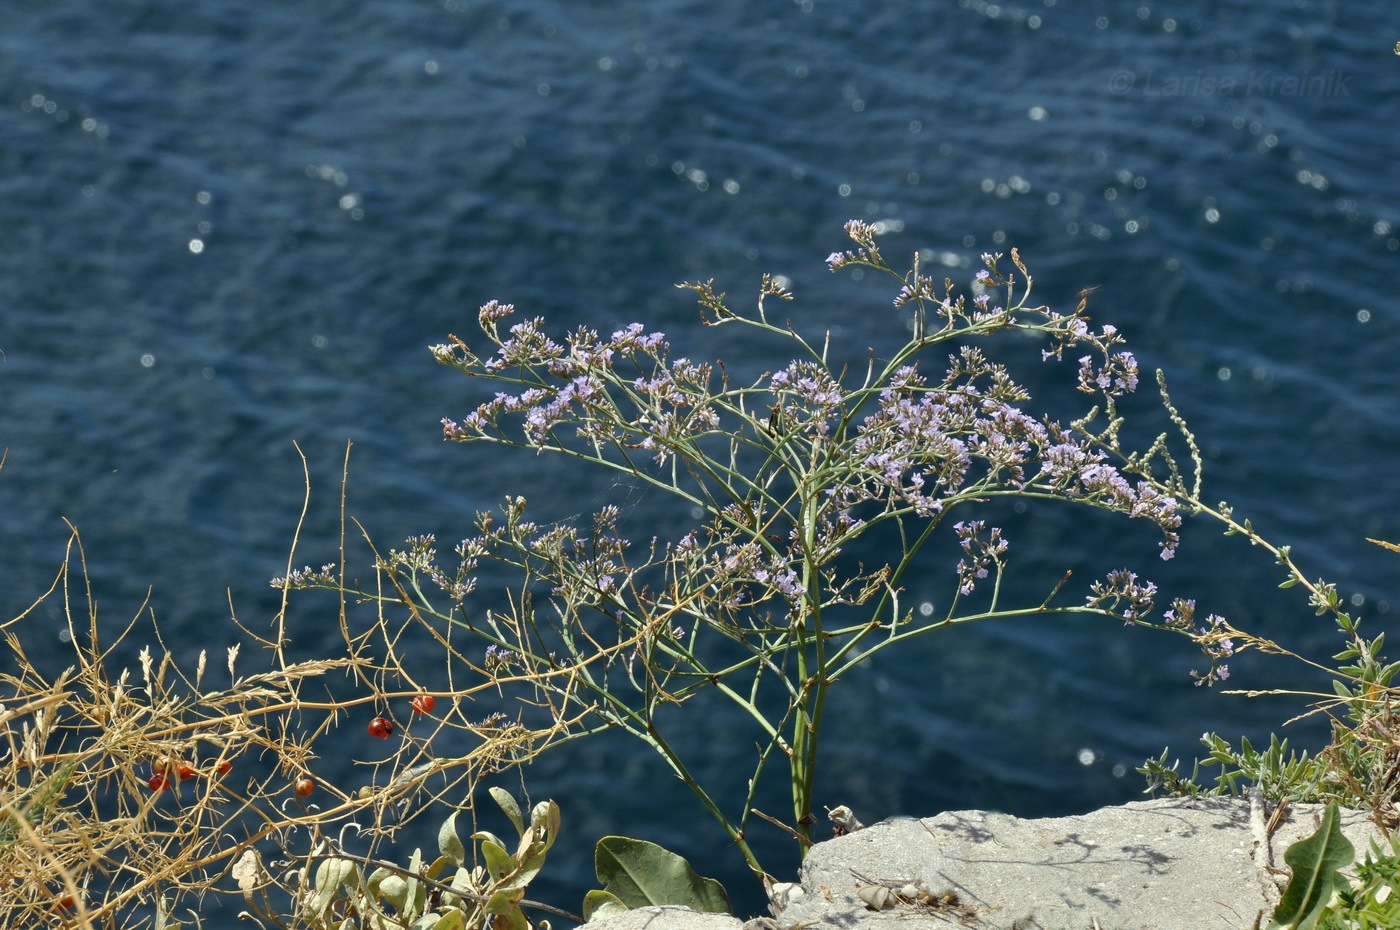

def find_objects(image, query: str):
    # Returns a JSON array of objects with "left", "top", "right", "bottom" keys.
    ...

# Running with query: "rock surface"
[{"left": 580, "top": 797, "right": 1385, "bottom": 930}]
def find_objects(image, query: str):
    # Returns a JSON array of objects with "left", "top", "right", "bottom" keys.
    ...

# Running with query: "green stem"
[{"left": 645, "top": 724, "right": 763, "bottom": 875}]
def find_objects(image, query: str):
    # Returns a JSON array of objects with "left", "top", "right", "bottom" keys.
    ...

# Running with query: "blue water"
[{"left": 3, "top": 0, "right": 1398, "bottom": 922}]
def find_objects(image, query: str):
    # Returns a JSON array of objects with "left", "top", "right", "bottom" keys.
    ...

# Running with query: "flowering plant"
[{"left": 288, "top": 221, "right": 1240, "bottom": 877}]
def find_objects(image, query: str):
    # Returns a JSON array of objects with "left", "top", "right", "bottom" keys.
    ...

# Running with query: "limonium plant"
[{"left": 286, "top": 221, "right": 1240, "bottom": 878}]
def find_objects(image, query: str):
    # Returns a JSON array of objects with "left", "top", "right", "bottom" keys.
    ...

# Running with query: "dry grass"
[{"left": 0, "top": 446, "right": 577, "bottom": 928}]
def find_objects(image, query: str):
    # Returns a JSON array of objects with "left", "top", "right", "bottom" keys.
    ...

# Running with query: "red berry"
[
  {"left": 294, "top": 777, "right": 315, "bottom": 797},
  {"left": 411, "top": 693, "right": 436, "bottom": 714},
  {"left": 148, "top": 774, "right": 170, "bottom": 792},
  {"left": 58, "top": 894, "right": 76, "bottom": 910},
  {"left": 368, "top": 716, "right": 394, "bottom": 739},
  {"left": 177, "top": 763, "right": 197, "bottom": 780},
  {"left": 215, "top": 759, "right": 233, "bottom": 776}
]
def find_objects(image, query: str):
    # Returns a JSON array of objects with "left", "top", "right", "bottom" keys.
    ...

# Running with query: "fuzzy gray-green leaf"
[
  {"left": 490, "top": 786, "right": 525, "bottom": 837},
  {"left": 439, "top": 811, "right": 466, "bottom": 868},
  {"left": 477, "top": 837, "right": 516, "bottom": 883},
  {"left": 311, "top": 857, "right": 358, "bottom": 918}
]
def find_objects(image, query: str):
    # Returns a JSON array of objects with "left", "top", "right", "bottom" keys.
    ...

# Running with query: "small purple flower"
[
  {"left": 478, "top": 300, "right": 515, "bottom": 324},
  {"left": 484, "top": 643, "right": 514, "bottom": 673},
  {"left": 771, "top": 567, "right": 807, "bottom": 599},
  {"left": 610, "top": 322, "right": 668, "bottom": 355},
  {"left": 1088, "top": 569, "right": 1158, "bottom": 622},
  {"left": 953, "top": 521, "right": 1008, "bottom": 597},
  {"left": 844, "top": 219, "right": 879, "bottom": 245},
  {"left": 1163, "top": 598, "right": 1196, "bottom": 630},
  {"left": 1192, "top": 664, "right": 1230, "bottom": 687}
]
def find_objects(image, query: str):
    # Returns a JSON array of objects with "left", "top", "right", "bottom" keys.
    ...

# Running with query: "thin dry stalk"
[{"left": 0, "top": 444, "right": 582, "bottom": 928}]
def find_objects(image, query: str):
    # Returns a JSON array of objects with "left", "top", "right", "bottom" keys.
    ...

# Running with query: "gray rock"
[
  {"left": 580, "top": 796, "right": 1385, "bottom": 930},
  {"left": 578, "top": 904, "right": 746, "bottom": 929}
]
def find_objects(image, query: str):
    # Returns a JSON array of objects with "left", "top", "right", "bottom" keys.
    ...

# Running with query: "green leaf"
[
  {"left": 476, "top": 837, "right": 516, "bottom": 882},
  {"left": 439, "top": 811, "right": 467, "bottom": 868},
  {"left": 424, "top": 855, "right": 448, "bottom": 882},
  {"left": 484, "top": 886, "right": 525, "bottom": 914},
  {"left": 497, "top": 908, "right": 528, "bottom": 930},
  {"left": 593, "top": 836, "right": 731, "bottom": 914},
  {"left": 471, "top": 829, "right": 507, "bottom": 853},
  {"left": 583, "top": 889, "right": 631, "bottom": 922},
  {"left": 530, "top": 799, "right": 561, "bottom": 854},
  {"left": 435, "top": 862, "right": 477, "bottom": 912},
  {"left": 1268, "top": 803, "right": 1355, "bottom": 930},
  {"left": 311, "top": 857, "right": 359, "bottom": 918},
  {"left": 366, "top": 866, "right": 390, "bottom": 894},
  {"left": 377, "top": 874, "right": 410, "bottom": 913},
  {"left": 491, "top": 787, "right": 525, "bottom": 838},
  {"left": 511, "top": 849, "right": 547, "bottom": 890},
  {"left": 431, "top": 911, "right": 466, "bottom": 930},
  {"left": 402, "top": 848, "right": 428, "bottom": 917}
]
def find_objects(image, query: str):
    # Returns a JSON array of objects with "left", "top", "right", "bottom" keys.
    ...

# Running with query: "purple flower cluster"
[
  {"left": 953, "top": 521, "right": 1008, "bottom": 597},
  {"left": 631, "top": 358, "right": 720, "bottom": 463},
  {"left": 1077, "top": 347, "right": 1139, "bottom": 396},
  {"left": 1191, "top": 616, "right": 1234, "bottom": 687},
  {"left": 1087, "top": 569, "right": 1159, "bottom": 623},
  {"left": 482, "top": 317, "right": 564, "bottom": 374},
  {"left": 1031, "top": 428, "right": 1181, "bottom": 559},
  {"left": 1086, "top": 578, "right": 1231, "bottom": 683},
  {"left": 853, "top": 369, "right": 976, "bottom": 516},
  {"left": 426, "top": 227, "right": 1224, "bottom": 697},
  {"left": 886, "top": 252, "right": 1015, "bottom": 327},
  {"left": 967, "top": 293, "right": 1010, "bottom": 325},
  {"left": 826, "top": 220, "right": 882, "bottom": 271},
  {"left": 809, "top": 486, "right": 865, "bottom": 565},
  {"left": 610, "top": 322, "right": 667, "bottom": 356},
  {"left": 1162, "top": 597, "right": 1197, "bottom": 630},
  {"left": 769, "top": 362, "right": 845, "bottom": 435},
  {"left": 753, "top": 559, "right": 807, "bottom": 599},
  {"left": 1165, "top": 598, "right": 1233, "bottom": 686},
  {"left": 477, "top": 299, "right": 514, "bottom": 325},
  {"left": 1078, "top": 465, "right": 1180, "bottom": 559},
  {"left": 483, "top": 643, "right": 515, "bottom": 673},
  {"left": 893, "top": 274, "right": 938, "bottom": 309},
  {"left": 272, "top": 562, "right": 339, "bottom": 589},
  {"left": 442, "top": 308, "right": 720, "bottom": 458},
  {"left": 839, "top": 347, "right": 1183, "bottom": 559},
  {"left": 518, "top": 376, "right": 605, "bottom": 443}
]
